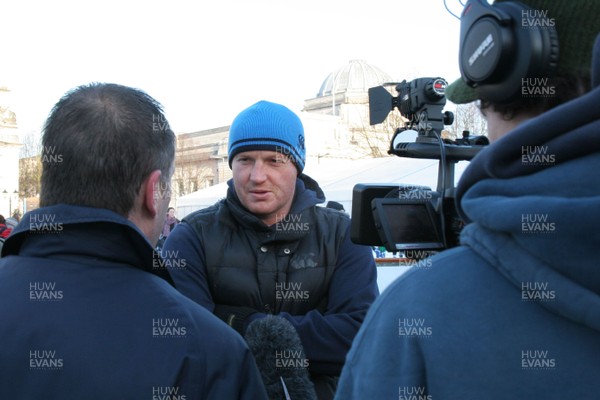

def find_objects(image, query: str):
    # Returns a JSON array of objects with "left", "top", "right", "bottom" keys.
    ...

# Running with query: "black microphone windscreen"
[{"left": 245, "top": 315, "right": 317, "bottom": 400}]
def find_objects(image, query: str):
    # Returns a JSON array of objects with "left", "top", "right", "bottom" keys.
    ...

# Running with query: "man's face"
[{"left": 232, "top": 150, "right": 297, "bottom": 226}]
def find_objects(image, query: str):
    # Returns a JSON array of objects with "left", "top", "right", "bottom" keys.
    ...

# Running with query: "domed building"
[
  {"left": 301, "top": 59, "right": 401, "bottom": 160},
  {"left": 306, "top": 59, "right": 394, "bottom": 116}
]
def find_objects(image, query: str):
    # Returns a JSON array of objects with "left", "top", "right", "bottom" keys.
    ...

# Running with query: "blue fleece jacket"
[{"left": 335, "top": 37, "right": 600, "bottom": 400}]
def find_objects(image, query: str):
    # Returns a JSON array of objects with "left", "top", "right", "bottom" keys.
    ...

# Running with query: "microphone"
[{"left": 244, "top": 315, "right": 317, "bottom": 400}]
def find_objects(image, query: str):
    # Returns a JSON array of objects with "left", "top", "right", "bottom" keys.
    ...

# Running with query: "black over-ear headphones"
[{"left": 458, "top": 0, "right": 559, "bottom": 103}]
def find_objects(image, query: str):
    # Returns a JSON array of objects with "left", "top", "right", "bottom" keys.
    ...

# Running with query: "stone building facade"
[{"left": 173, "top": 126, "right": 230, "bottom": 198}]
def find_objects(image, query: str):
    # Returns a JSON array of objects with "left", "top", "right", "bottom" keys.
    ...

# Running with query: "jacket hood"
[
  {"left": 294, "top": 173, "right": 327, "bottom": 209},
  {"left": 455, "top": 35, "right": 600, "bottom": 332},
  {"left": 2, "top": 204, "right": 175, "bottom": 286}
]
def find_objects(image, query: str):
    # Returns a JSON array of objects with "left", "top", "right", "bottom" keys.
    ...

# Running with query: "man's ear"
[{"left": 142, "top": 170, "right": 163, "bottom": 218}]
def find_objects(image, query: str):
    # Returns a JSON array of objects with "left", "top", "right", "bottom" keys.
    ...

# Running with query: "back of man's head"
[{"left": 40, "top": 83, "right": 175, "bottom": 216}]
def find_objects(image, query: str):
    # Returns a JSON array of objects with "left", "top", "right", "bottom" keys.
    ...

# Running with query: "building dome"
[{"left": 317, "top": 59, "right": 393, "bottom": 97}]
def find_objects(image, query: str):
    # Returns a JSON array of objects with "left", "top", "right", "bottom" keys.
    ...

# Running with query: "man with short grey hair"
[{"left": 0, "top": 83, "right": 267, "bottom": 399}]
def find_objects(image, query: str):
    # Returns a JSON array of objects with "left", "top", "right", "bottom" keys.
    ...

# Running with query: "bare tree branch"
[{"left": 447, "top": 103, "right": 488, "bottom": 139}]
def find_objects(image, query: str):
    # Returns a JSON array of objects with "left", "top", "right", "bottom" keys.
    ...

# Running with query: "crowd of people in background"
[
  {"left": 0, "top": 215, "right": 14, "bottom": 239},
  {"left": 0, "top": 213, "right": 19, "bottom": 254}
]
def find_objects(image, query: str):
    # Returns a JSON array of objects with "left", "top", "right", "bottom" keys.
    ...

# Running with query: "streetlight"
[{"left": 2, "top": 189, "right": 18, "bottom": 216}]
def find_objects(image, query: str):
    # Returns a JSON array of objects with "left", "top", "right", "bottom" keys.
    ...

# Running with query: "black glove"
[{"left": 213, "top": 304, "right": 258, "bottom": 334}]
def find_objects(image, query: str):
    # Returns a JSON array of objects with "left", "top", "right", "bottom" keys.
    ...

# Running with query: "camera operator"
[{"left": 336, "top": 1, "right": 600, "bottom": 398}]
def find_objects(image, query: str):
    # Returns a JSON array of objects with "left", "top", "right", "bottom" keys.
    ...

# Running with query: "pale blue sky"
[{"left": 1, "top": 0, "right": 463, "bottom": 134}]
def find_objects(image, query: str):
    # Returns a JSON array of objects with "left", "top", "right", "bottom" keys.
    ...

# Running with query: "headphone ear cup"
[
  {"left": 459, "top": 0, "right": 560, "bottom": 103},
  {"left": 459, "top": 16, "right": 515, "bottom": 85}
]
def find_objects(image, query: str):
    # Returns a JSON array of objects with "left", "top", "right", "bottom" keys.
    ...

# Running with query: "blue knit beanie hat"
[{"left": 228, "top": 100, "right": 306, "bottom": 173}]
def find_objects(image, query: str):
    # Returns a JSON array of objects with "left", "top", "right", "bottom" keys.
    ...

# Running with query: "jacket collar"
[{"left": 3, "top": 204, "right": 175, "bottom": 286}]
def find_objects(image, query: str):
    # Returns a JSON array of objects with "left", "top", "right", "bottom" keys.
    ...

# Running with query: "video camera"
[{"left": 350, "top": 77, "right": 489, "bottom": 258}]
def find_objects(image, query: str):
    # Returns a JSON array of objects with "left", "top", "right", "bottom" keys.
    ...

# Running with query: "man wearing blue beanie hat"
[{"left": 163, "top": 100, "right": 379, "bottom": 400}]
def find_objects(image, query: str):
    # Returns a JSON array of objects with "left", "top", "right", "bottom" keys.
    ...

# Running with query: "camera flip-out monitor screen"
[
  {"left": 372, "top": 198, "right": 445, "bottom": 251},
  {"left": 350, "top": 184, "right": 400, "bottom": 246}
]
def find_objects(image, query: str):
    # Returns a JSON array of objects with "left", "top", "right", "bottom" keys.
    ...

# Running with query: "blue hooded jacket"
[
  {"left": 0, "top": 205, "right": 267, "bottom": 399},
  {"left": 335, "top": 37, "right": 600, "bottom": 400}
]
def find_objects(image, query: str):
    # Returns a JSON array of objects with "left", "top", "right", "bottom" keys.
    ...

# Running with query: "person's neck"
[{"left": 486, "top": 109, "right": 541, "bottom": 142}]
